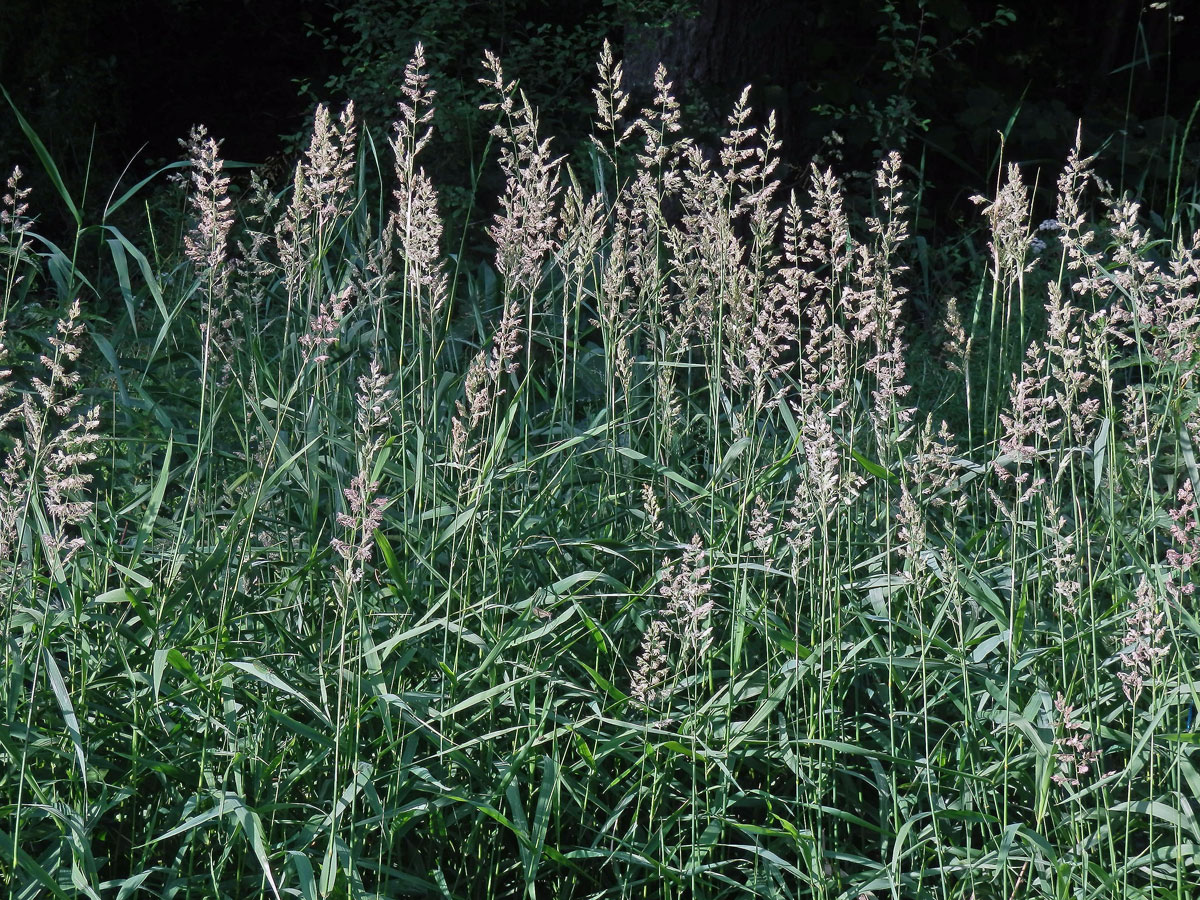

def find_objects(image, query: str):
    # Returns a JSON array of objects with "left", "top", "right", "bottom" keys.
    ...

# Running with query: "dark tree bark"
[
  {"left": 624, "top": 0, "right": 815, "bottom": 96},
  {"left": 1086, "top": 0, "right": 1138, "bottom": 113},
  {"left": 622, "top": 0, "right": 819, "bottom": 163}
]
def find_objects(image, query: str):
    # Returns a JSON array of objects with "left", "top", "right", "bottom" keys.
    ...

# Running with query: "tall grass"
[{"left": 3, "top": 41, "right": 1200, "bottom": 900}]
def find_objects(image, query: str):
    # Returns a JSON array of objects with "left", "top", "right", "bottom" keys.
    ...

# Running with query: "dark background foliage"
[{"left": 3, "top": 0, "right": 1198, "bottom": 251}]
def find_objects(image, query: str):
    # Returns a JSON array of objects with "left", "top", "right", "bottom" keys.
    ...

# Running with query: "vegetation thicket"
[{"left": 3, "top": 36, "right": 1200, "bottom": 900}]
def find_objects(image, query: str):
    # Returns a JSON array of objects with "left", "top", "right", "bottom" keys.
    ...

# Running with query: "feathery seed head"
[
  {"left": 1052, "top": 693, "right": 1099, "bottom": 789},
  {"left": 972, "top": 162, "right": 1034, "bottom": 291},
  {"left": 181, "top": 126, "right": 234, "bottom": 297},
  {"left": 300, "top": 285, "right": 354, "bottom": 364},
  {"left": 1118, "top": 575, "right": 1169, "bottom": 705}
]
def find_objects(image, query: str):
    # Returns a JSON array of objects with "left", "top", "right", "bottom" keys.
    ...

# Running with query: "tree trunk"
[{"left": 624, "top": 0, "right": 813, "bottom": 96}]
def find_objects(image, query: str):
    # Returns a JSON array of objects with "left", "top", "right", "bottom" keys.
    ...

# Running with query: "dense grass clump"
[{"left": 4, "top": 43, "right": 1200, "bottom": 900}]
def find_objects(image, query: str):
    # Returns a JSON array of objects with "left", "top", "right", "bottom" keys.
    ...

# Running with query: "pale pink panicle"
[
  {"left": 331, "top": 474, "right": 387, "bottom": 583},
  {"left": 302, "top": 102, "right": 358, "bottom": 228},
  {"left": 450, "top": 119, "right": 535, "bottom": 465},
  {"left": 641, "top": 483, "right": 663, "bottom": 533},
  {"left": 851, "top": 152, "right": 915, "bottom": 447},
  {"left": 355, "top": 357, "right": 395, "bottom": 439},
  {"left": 394, "top": 42, "right": 435, "bottom": 155},
  {"left": 747, "top": 495, "right": 773, "bottom": 554},
  {"left": 906, "top": 416, "right": 967, "bottom": 518},
  {"left": 182, "top": 129, "right": 247, "bottom": 387},
  {"left": 1052, "top": 693, "right": 1100, "bottom": 789},
  {"left": 449, "top": 291, "right": 528, "bottom": 474},
  {"left": 450, "top": 415, "right": 471, "bottom": 469},
  {"left": 1042, "top": 495, "right": 1081, "bottom": 616},
  {"left": 276, "top": 103, "right": 358, "bottom": 296},
  {"left": 0, "top": 440, "right": 28, "bottom": 560},
  {"left": 392, "top": 44, "right": 448, "bottom": 332},
  {"left": 631, "top": 536, "right": 714, "bottom": 707},
  {"left": 1118, "top": 576, "right": 1169, "bottom": 705},
  {"left": 451, "top": 350, "right": 493, "bottom": 473},
  {"left": 993, "top": 351, "right": 1056, "bottom": 507},
  {"left": 460, "top": 350, "right": 493, "bottom": 428},
  {"left": 481, "top": 52, "right": 562, "bottom": 294},
  {"left": 631, "top": 619, "right": 671, "bottom": 706},
  {"left": 895, "top": 484, "right": 925, "bottom": 571},
  {"left": 940, "top": 297, "right": 970, "bottom": 375},
  {"left": 491, "top": 299, "right": 525, "bottom": 378},
  {"left": 659, "top": 535, "right": 714, "bottom": 660},
  {"left": 1162, "top": 479, "right": 1199, "bottom": 621},
  {"left": 1043, "top": 280, "right": 1100, "bottom": 449},
  {"left": 2, "top": 301, "right": 101, "bottom": 564},
  {"left": 636, "top": 64, "right": 683, "bottom": 171},
  {"left": 181, "top": 125, "right": 234, "bottom": 291},
  {"left": 300, "top": 285, "right": 354, "bottom": 364},
  {"left": 1, "top": 166, "right": 33, "bottom": 269},
  {"left": 591, "top": 39, "right": 634, "bottom": 150},
  {"left": 785, "top": 395, "right": 865, "bottom": 565},
  {"left": 1, "top": 166, "right": 30, "bottom": 226},
  {"left": 332, "top": 357, "right": 395, "bottom": 583},
  {"left": 1168, "top": 481, "right": 1200, "bottom": 563},
  {"left": 1056, "top": 125, "right": 1100, "bottom": 278},
  {"left": 229, "top": 172, "right": 279, "bottom": 330},
  {"left": 971, "top": 162, "right": 1035, "bottom": 292}
]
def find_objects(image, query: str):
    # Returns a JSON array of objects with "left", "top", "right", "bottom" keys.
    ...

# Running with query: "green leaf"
[
  {"left": 0, "top": 827, "right": 74, "bottom": 899},
  {"left": 227, "top": 659, "right": 331, "bottom": 726},
  {"left": 849, "top": 447, "right": 898, "bottom": 482},
  {"left": 2, "top": 83, "right": 81, "bottom": 226},
  {"left": 43, "top": 648, "right": 87, "bottom": 790}
]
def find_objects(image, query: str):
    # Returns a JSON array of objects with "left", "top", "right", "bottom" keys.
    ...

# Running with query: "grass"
[{"left": 2, "top": 41, "right": 1200, "bottom": 900}]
